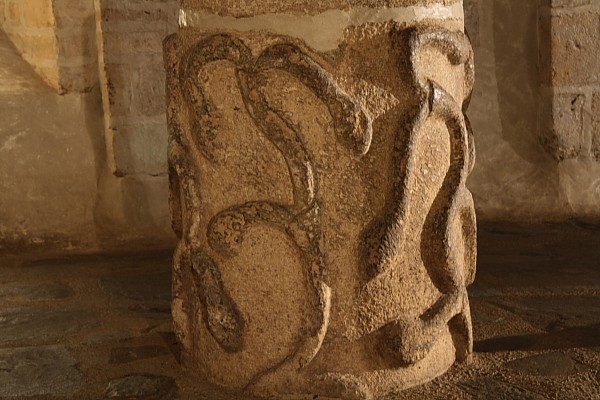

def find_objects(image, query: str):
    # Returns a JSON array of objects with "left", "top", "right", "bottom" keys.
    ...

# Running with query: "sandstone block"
[
  {"left": 103, "top": 31, "right": 165, "bottom": 56},
  {"left": 26, "top": 33, "right": 58, "bottom": 61},
  {"left": 540, "top": 92, "right": 585, "bottom": 160},
  {"left": 166, "top": 1, "right": 476, "bottom": 399},
  {"left": 550, "top": 12, "right": 600, "bottom": 86},
  {"left": 95, "top": 0, "right": 178, "bottom": 176},
  {"left": 135, "top": 63, "right": 167, "bottom": 117},
  {"left": 22, "top": 0, "right": 54, "bottom": 28},
  {"left": 180, "top": 0, "right": 462, "bottom": 17}
]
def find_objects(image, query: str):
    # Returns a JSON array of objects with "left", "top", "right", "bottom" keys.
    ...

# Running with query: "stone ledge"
[{"left": 181, "top": 0, "right": 460, "bottom": 18}]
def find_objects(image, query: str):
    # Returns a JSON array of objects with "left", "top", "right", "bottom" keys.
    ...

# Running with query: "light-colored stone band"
[{"left": 179, "top": 4, "right": 464, "bottom": 51}]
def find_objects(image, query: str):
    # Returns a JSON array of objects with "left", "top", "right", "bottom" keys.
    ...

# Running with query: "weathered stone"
[
  {"left": 0, "top": 308, "right": 98, "bottom": 345},
  {"left": 110, "top": 345, "right": 171, "bottom": 364},
  {"left": 505, "top": 352, "right": 589, "bottom": 376},
  {"left": 95, "top": 0, "right": 178, "bottom": 178},
  {"left": 165, "top": 1, "right": 476, "bottom": 398},
  {"left": 21, "top": 0, "right": 54, "bottom": 28},
  {"left": 550, "top": 12, "right": 600, "bottom": 86},
  {"left": 180, "top": 0, "right": 463, "bottom": 17},
  {"left": 105, "top": 374, "right": 178, "bottom": 399},
  {"left": 540, "top": 92, "right": 585, "bottom": 160},
  {"left": 0, "top": 345, "right": 83, "bottom": 397}
]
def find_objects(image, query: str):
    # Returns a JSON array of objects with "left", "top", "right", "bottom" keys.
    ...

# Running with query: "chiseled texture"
[
  {"left": 165, "top": 1, "right": 475, "bottom": 399},
  {"left": 182, "top": 0, "right": 461, "bottom": 17}
]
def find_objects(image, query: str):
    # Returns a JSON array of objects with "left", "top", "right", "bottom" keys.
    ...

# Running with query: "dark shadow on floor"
[{"left": 476, "top": 324, "right": 600, "bottom": 353}]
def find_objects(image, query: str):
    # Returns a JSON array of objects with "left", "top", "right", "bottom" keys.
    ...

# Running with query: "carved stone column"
[{"left": 165, "top": 1, "right": 476, "bottom": 399}]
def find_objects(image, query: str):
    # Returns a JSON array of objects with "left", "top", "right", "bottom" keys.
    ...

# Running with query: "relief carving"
[
  {"left": 374, "top": 27, "right": 476, "bottom": 365},
  {"left": 166, "top": 19, "right": 476, "bottom": 400}
]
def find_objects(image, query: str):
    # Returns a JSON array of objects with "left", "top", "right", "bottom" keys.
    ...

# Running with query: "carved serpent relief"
[
  {"left": 167, "top": 25, "right": 476, "bottom": 385},
  {"left": 375, "top": 27, "right": 476, "bottom": 365},
  {"left": 170, "top": 33, "right": 373, "bottom": 380}
]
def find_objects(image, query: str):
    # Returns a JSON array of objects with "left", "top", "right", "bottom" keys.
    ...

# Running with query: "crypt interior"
[{"left": 1, "top": 0, "right": 600, "bottom": 399}]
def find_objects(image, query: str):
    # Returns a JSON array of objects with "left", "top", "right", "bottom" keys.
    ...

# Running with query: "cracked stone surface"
[
  {"left": 0, "top": 345, "right": 83, "bottom": 397},
  {"left": 104, "top": 374, "right": 178, "bottom": 399},
  {"left": 0, "top": 308, "right": 98, "bottom": 346}
]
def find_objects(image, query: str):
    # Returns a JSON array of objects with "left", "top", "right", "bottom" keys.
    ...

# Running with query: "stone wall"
[
  {"left": 0, "top": 0, "right": 61, "bottom": 90},
  {"left": 2, "top": 0, "right": 600, "bottom": 253},
  {"left": 0, "top": 0, "right": 97, "bottom": 93},
  {"left": 0, "top": 0, "right": 178, "bottom": 253},
  {"left": 89, "top": 0, "right": 178, "bottom": 247},
  {"left": 94, "top": 0, "right": 178, "bottom": 177},
  {"left": 54, "top": 0, "right": 98, "bottom": 92},
  {"left": 539, "top": 0, "right": 600, "bottom": 217},
  {"left": 465, "top": 0, "right": 600, "bottom": 220}
]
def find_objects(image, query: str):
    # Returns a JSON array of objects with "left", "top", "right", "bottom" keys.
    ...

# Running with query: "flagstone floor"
[{"left": 1, "top": 221, "right": 599, "bottom": 399}]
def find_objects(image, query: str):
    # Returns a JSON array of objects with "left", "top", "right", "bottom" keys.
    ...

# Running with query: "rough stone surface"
[
  {"left": 550, "top": 12, "right": 600, "bottom": 86},
  {"left": 95, "top": 0, "right": 178, "bottom": 177},
  {"left": 182, "top": 0, "right": 461, "bottom": 17},
  {"left": 536, "top": 3, "right": 600, "bottom": 169},
  {"left": 0, "top": 345, "right": 83, "bottom": 397},
  {"left": 166, "top": 2, "right": 475, "bottom": 398},
  {"left": 105, "top": 374, "right": 178, "bottom": 399},
  {"left": 540, "top": 92, "right": 585, "bottom": 160},
  {"left": 0, "top": 225, "right": 599, "bottom": 399},
  {"left": 0, "top": 308, "right": 98, "bottom": 345}
]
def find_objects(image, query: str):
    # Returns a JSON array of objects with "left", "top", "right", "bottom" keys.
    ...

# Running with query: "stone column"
[{"left": 164, "top": 1, "right": 476, "bottom": 399}]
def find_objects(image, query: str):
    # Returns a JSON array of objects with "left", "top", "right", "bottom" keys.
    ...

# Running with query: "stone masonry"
[
  {"left": 0, "top": 0, "right": 60, "bottom": 90},
  {"left": 95, "top": 0, "right": 178, "bottom": 177},
  {"left": 539, "top": 0, "right": 600, "bottom": 161},
  {"left": 165, "top": 1, "right": 476, "bottom": 398}
]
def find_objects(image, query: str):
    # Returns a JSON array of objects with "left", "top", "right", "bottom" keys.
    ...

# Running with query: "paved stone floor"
[{"left": 0, "top": 222, "right": 599, "bottom": 399}]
